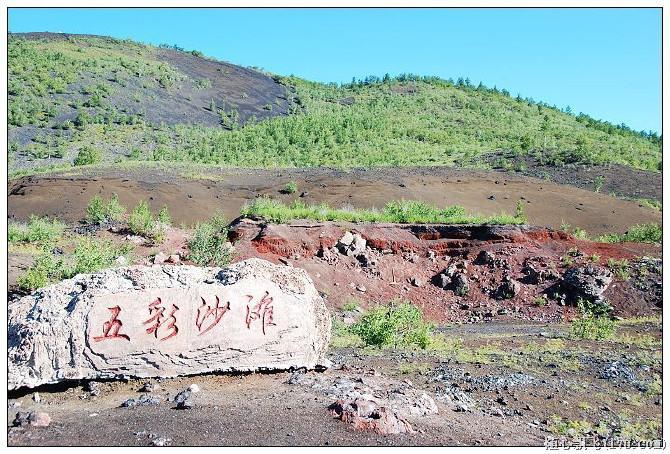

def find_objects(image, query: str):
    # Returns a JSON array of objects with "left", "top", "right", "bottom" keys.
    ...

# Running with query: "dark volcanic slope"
[{"left": 10, "top": 32, "right": 290, "bottom": 138}]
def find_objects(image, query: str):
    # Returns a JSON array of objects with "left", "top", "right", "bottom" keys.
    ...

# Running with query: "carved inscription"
[
  {"left": 93, "top": 306, "right": 130, "bottom": 342},
  {"left": 196, "top": 296, "right": 231, "bottom": 336},
  {"left": 245, "top": 291, "right": 276, "bottom": 335},
  {"left": 91, "top": 292, "right": 276, "bottom": 345}
]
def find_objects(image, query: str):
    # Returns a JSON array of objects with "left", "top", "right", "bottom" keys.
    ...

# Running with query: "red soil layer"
[{"left": 229, "top": 219, "right": 661, "bottom": 324}]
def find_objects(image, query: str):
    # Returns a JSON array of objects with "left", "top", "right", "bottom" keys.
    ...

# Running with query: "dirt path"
[{"left": 8, "top": 166, "right": 661, "bottom": 236}]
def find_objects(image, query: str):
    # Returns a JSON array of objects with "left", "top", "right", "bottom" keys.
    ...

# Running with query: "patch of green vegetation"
[
  {"left": 341, "top": 300, "right": 359, "bottom": 312},
  {"left": 548, "top": 415, "right": 594, "bottom": 437},
  {"left": 570, "top": 299, "right": 616, "bottom": 340},
  {"left": 594, "top": 175, "right": 604, "bottom": 193},
  {"left": 85, "top": 195, "right": 107, "bottom": 225},
  {"left": 187, "top": 212, "right": 233, "bottom": 267},
  {"left": 397, "top": 361, "right": 432, "bottom": 375},
  {"left": 8, "top": 215, "right": 66, "bottom": 244},
  {"left": 241, "top": 198, "right": 522, "bottom": 225},
  {"left": 157, "top": 205, "right": 172, "bottom": 226},
  {"left": 18, "top": 237, "right": 133, "bottom": 291},
  {"left": 71, "top": 237, "right": 133, "bottom": 276},
  {"left": 606, "top": 258, "right": 631, "bottom": 280},
  {"left": 283, "top": 181, "right": 298, "bottom": 194},
  {"left": 329, "top": 318, "right": 364, "bottom": 348},
  {"left": 350, "top": 301, "right": 435, "bottom": 349},
  {"left": 73, "top": 146, "right": 101, "bottom": 166},
  {"left": 128, "top": 200, "right": 165, "bottom": 241},
  {"left": 106, "top": 193, "right": 127, "bottom": 221},
  {"left": 597, "top": 223, "right": 662, "bottom": 244},
  {"left": 17, "top": 244, "right": 67, "bottom": 290}
]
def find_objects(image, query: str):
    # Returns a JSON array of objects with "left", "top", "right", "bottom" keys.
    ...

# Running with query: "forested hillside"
[{"left": 8, "top": 33, "right": 661, "bottom": 175}]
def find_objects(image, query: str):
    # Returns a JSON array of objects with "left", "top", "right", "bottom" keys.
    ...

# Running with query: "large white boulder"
[{"left": 8, "top": 259, "right": 331, "bottom": 390}]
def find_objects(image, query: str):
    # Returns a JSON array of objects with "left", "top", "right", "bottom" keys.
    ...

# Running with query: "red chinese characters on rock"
[
  {"left": 93, "top": 306, "right": 130, "bottom": 342},
  {"left": 245, "top": 291, "right": 276, "bottom": 335},
  {"left": 143, "top": 297, "right": 179, "bottom": 341},
  {"left": 196, "top": 296, "right": 231, "bottom": 336}
]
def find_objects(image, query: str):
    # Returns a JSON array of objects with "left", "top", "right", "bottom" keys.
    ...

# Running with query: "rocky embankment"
[{"left": 229, "top": 219, "right": 661, "bottom": 323}]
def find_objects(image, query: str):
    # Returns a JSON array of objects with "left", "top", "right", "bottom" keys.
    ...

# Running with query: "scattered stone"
[
  {"left": 121, "top": 395, "right": 160, "bottom": 407},
  {"left": 455, "top": 404, "right": 469, "bottom": 412},
  {"left": 139, "top": 382, "right": 154, "bottom": 393},
  {"left": 497, "top": 308, "right": 508, "bottom": 316},
  {"left": 356, "top": 285, "right": 367, "bottom": 293},
  {"left": 8, "top": 400, "right": 22, "bottom": 408},
  {"left": 496, "top": 276, "right": 520, "bottom": 299},
  {"left": 32, "top": 393, "right": 40, "bottom": 404},
  {"left": 410, "top": 277, "right": 424, "bottom": 287},
  {"left": 600, "top": 361, "right": 637, "bottom": 382},
  {"left": 187, "top": 384, "right": 200, "bottom": 393},
  {"left": 9, "top": 259, "right": 331, "bottom": 390},
  {"left": 491, "top": 407, "right": 504, "bottom": 417},
  {"left": 300, "top": 191, "right": 309, "bottom": 198},
  {"left": 328, "top": 399, "right": 414, "bottom": 434},
  {"left": 153, "top": 252, "right": 169, "bottom": 264},
  {"left": 563, "top": 265, "right": 613, "bottom": 303},
  {"left": 13, "top": 411, "right": 51, "bottom": 427},
  {"left": 151, "top": 437, "right": 172, "bottom": 447},
  {"left": 437, "top": 273, "right": 450, "bottom": 289},
  {"left": 115, "top": 256, "right": 127, "bottom": 266},
  {"left": 452, "top": 273, "right": 470, "bottom": 296},
  {"left": 497, "top": 397, "right": 508, "bottom": 406},
  {"left": 84, "top": 382, "right": 100, "bottom": 396},
  {"left": 338, "top": 231, "right": 354, "bottom": 247},
  {"left": 167, "top": 254, "right": 181, "bottom": 264},
  {"left": 174, "top": 390, "right": 194, "bottom": 409}
]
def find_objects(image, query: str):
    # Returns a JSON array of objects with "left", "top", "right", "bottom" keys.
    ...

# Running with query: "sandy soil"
[{"left": 8, "top": 166, "right": 661, "bottom": 237}]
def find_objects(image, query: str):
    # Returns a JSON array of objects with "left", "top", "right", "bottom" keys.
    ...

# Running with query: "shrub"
[
  {"left": 106, "top": 193, "right": 126, "bottom": 221},
  {"left": 283, "top": 181, "right": 298, "bottom": 194},
  {"left": 571, "top": 299, "right": 616, "bottom": 340},
  {"left": 351, "top": 301, "right": 435, "bottom": 349},
  {"left": 594, "top": 175, "right": 604, "bottom": 193},
  {"left": 73, "top": 146, "right": 101, "bottom": 166},
  {"left": 17, "top": 245, "right": 66, "bottom": 290},
  {"left": 158, "top": 205, "right": 172, "bottom": 226},
  {"left": 71, "top": 237, "right": 132, "bottom": 276},
  {"left": 598, "top": 224, "right": 662, "bottom": 245},
  {"left": 187, "top": 213, "right": 233, "bottom": 267},
  {"left": 128, "top": 200, "right": 156, "bottom": 238},
  {"left": 515, "top": 200, "right": 526, "bottom": 221},
  {"left": 85, "top": 195, "right": 107, "bottom": 225},
  {"left": 8, "top": 215, "right": 66, "bottom": 243}
]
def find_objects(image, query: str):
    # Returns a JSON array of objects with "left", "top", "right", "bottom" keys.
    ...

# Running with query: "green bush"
[
  {"left": 351, "top": 301, "right": 435, "bottom": 349},
  {"left": 128, "top": 200, "right": 156, "bottom": 237},
  {"left": 158, "top": 205, "right": 172, "bottom": 226},
  {"left": 106, "top": 193, "right": 126, "bottom": 221},
  {"left": 187, "top": 213, "right": 233, "bottom": 266},
  {"left": 73, "top": 146, "right": 101, "bottom": 166},
  {"left": 17, "top": 245, "right": 66, "bottom": 290},
  {"left": 571, "top": 299, "right": 616, "bottom": 340},
  {"left": 283, "top": 181, "right": 298, "bottom": 194},
  {"left": 241, "top": 197, "right": 519, "bottom": 225},
  {"left": 85, "top": 195, "right": 107, "bottom": 224},
  {"left": 71, "top": 237, "right": 132, "bottom": 276},
  {"left": 8, "top": 215, "right": 66, "bottom": 243},
  {"left": 18, "top": 238, "right": 133, "bottom": 290},
  {"left": 598, "top": 223, "right": 661, "bottom": 244}
]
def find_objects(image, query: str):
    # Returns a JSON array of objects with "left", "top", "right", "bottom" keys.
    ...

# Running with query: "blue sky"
[{"left": 9, "top": 8, "right": 662, "bottom": 133}]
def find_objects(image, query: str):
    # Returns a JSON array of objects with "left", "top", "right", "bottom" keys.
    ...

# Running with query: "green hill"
[{"left": 8, "top": 33, "right": 661, "bottom": 176}]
